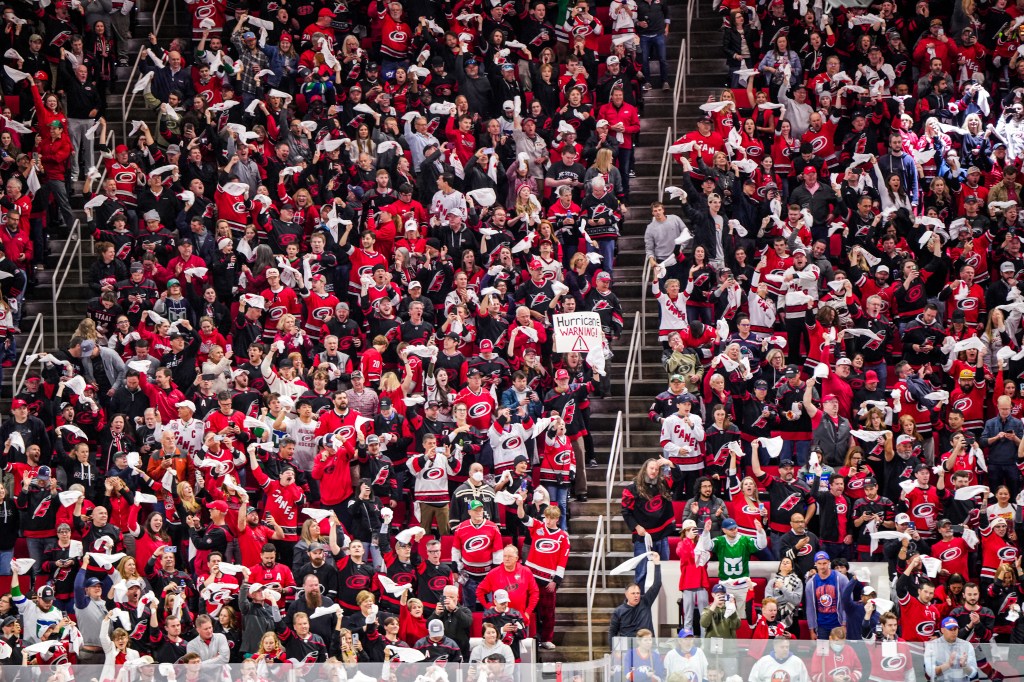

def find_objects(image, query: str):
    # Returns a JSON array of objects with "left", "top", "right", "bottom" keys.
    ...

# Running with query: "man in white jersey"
[
  {"left": 273, "top": 397, "right": 320, "bottom": 472},
  {"left": 156, "top": 400, "right": 206, "bottom": 461}
]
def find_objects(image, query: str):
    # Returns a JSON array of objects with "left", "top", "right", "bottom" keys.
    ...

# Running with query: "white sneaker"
[{"left": 539, "top": 642, "right": 556, "bottom": 650}]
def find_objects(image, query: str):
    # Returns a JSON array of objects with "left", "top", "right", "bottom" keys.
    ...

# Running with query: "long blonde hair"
[
  {"left": 594, "top": 148, "right": 613, "bottom": 174},
  {"left": 177, "top": 481, "right": 201, "bottom": 514}
]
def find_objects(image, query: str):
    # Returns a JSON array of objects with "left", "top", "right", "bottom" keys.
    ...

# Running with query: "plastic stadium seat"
[{"left": 672, "top": 501, "right": 687, "bottom": 524}]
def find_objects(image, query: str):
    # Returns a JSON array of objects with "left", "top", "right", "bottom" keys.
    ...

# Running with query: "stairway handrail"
[
  {"left": 585, "top": 514, "right": 607, "bottom": 660},
  {"left": 11, "top": 313, "right": 43, "bottom": 399},
  {"left": 52, "top": 220, "right": 82, "bottom": 347},
  {"left": 673, "top": 36, "right": 687, "bottom": 118},
  {"left": 121, "top": 0, "right": 175, "bottom": 140},
  {"left": 604, "top": 411, "right": 624, "bottom": 522},
  {"left": 656, "top": 126, "right": 672, "bottom": 198},
  {"left": 640, "top": 256, "right": 652, "bottom": 352},
  {"left": 623, "top": 311, "right": 643, "bottom": 449}
]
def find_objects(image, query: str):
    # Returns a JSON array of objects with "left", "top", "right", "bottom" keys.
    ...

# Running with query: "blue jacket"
[
  {"left": 261, "top": 45, "right": 299, "bottom": 88},
  {"left": 499, "top": 387, "right": 544, "bottom": 420},
  {"left": 841, "top": 577, "right": 878, "bottom": 639}
]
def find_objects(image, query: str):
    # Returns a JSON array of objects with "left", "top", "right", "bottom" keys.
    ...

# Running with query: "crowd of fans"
[
  {"left": 615, "top": 0, "right": 1024, "bottom": 673},
  {"left": 0, "top": 0, "right": 671, "bottom": 669}
]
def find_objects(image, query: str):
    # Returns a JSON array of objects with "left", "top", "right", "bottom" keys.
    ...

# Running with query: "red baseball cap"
[
  {"left": 479, "top": 339, "right": 494, "bottom": 352},
  {"left": 11, "top": 398, "right": 27, "bottom": 409},
  {"left": 115, "top": 144, "right": 129, "bottom": 154},
  {"left": 209, "top": 500, "right": 229, "bottom": 513},
  {"left": 865, "top": 370, "right": 879, "bottom": 383},
  {"left": 822, "top": 394, "right": 838, "bottom": 403},
  {"left": 528, "top": 258, "right": 543, "bottom": 270},
  {"left": 555, "top": 369, "right": 569, "bottom": 381}
]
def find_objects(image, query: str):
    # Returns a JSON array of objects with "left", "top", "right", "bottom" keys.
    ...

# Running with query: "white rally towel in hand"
[
  {"left": 551, "top": 281, "right": 570, "bottom": 296},
  {"left": 955, "top": 485, "right": 989, "bottom": 501},
  {"left": 403, "top": 395, "right": 426, "bottom": 407},
  {"left": 850, "top": 430, "right": 887, "bottom": 441},
  {"left": 767, "top": 335, "right": 787, "bottom": 348},
  {"left": 716, "top": 319, "right": 730, "bottom": 342},
  {"left": 921, "top": 556, "right": 942, "bottom": 578},
  {"left": 466, "top": 188, "right": 497, "bottom": 207},
  {"left": 699, "top": 101, "right": 732, "bottom": 113},
  {"left": 134, "top": 493, "right": 158, "bottom": 505},
  {"left": 311, "top": 604, "right": 342, "bottom": 619},
  {"left": 962, "top": 527, "right": 980, "bottom": 549},
  {"left": 302, "top": 507, "right": 333, "bottom": 522},
  {"left": 10, "top": 558, "right": 34, "bottom": 574},
  {"left": 89, "top": 552, "right": 126, "bottom": 568},
  {"left": 386, "top": 646, "right": 427, "bottom": 663},
  {"left": 839, "top": 329, "right": 879, "bottom": 346},
  {"left": 728, "top": 220, "right": 748, "bottom": 237},
  {"left": 396, "top": 527, "right": 427, "bottom": 545},
  {"left": 923, "top": 390, "right": 950, "bottom": 402},
  {"left": 733, "top": 159, "right": 757, "bottom": 174},
  {"left": 57, "top": 424, "right": 88, "bottom": 441},
  {"left": 757, "top": 436, "right": 784, "bottom": 458},
  {"left": 665, "top": 186, "right": 687, "bottom": 202},
  {"left": 376, "top": 140, "right": 402, "bottom": 156},
  {"left": 3, "top": 65, "right": 28, "bottom": 81},
  {"left": 21, "top": 640, "right": 63, "bottom": 655},
  {"left": 216, "top": 563, "right": 244, "bottom": 576},
  {"left": 898, "top": 479, "right": 917, "bottom": 495},
  {"left": 870, "top": 597, "right": 894, "bottom": 614},
  {"left": 131, "top": 70, "right": 154, "bottom": 94},
  {"left": 108, "top": 607, "right": 132, "bottom": 632},
  {"left": 913, "top": 148, "right": 936, "bottom": 165},
  {"left": 870, "top": 531, "right": 910, "bottom": 555},
  {"left": 610, "top": 551, "right": 658, "bottom": 576},
  {"left": 377, "top": 573, "right": 413, "bottom": 597},
  {"left": 786, "top": 291, "right": 814, "bottom": 306},
  {"left": 184, "top": 267, "right": 208, "bottom": 278},
  {"left": 64, "top": 376, "right": 87, "bottom": 395},
  {"left": 813, "top": 363, "right": 830, "bottom": 379},
  {"left": 668, "top": 141, "right": 694, "bottom": 154},
  {"left": 953, "top": 337, "right": 986, "bottom": 353},
  {"left": 494, "top": 490, "right": 520, "bottom": 506}
]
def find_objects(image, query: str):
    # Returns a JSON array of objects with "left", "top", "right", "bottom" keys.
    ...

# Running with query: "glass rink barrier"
[
  {"left": 610, "top": 636, "right": 1024, "bottom": 682},
  {"left": 0, "top": 660, "right": 612, "bottom": 682}
]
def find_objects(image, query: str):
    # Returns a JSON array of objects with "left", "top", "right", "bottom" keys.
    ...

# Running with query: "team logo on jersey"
[
  {"left": 468, "top": 403, "right": 492, "bottom": 419},
  {"left": 645, "top": 496, "right": 664, "bottom": 512},
  {"left": 534, "top": 538, "right": 560, "bottom": 553},
  {"left": 999, "top": 546, "right": 1019, "bottom": 562},
  {"left": 428, "top": 575, "right": 450, "bottom": 591},
  {"left": 346, "top": 574, "right": 371, "bottom": 589},
  {"left": 912, "top": 503, "right": 936, "bottom": 519},
  {"left": 769, "top": 670, "right": 790, "bottom": 682},
  {"left": 194, "top": 5, "right": 216, "bottom": 20},
  {"left": 916, "top": 621, "right": 936, "bottom": 637},
  {"left": 809, "top": 137, "right": 827, "bottom": 153},
  {"left": 957, "top": 297, "right": 978, "bottom": 311},
  {"left": 232, "top": 201, "right": 248, "bottom": 214},
  {"left": 502, "top": 436, "right": 523, "bottom": 450},
  {"left": 115, "top": 171, "right": 137, "bottom": 184},
  {"left": 554, "top": 451, "right": 572, "bottom": 465},
  {"left": 939, "top": 546, "right": 963, "bottom": 562},
  {"left": 881, "top": 654, "right": 907, "bottom": 671},
  {"left": 952, "top": 398, "right": 972, "bottom": 413},
  {"left": 389, "top": 30, "right": 408, "bottom": 43},
  {"left": 33, "top": 498, "right": 51, "bottom": 518},
  {"left": 530, "top": 293, "right": 551, "bottom": 308},
  {"left": 818, "top": 592, "right": 834, "bottom": 608},
  {"left": 778, "top": 493, "right": 801, "bottom": 511},
  {"left": 373, "top": 466, "right": 391, "bottom": 485},
  {"left": 562, "top": 400, "right": 576, "bottom": 424},
  {"left": 463, "top": 536, "right": 491, "bottom": 553},
  {"left": 424, "top": 467, "right": 446, "bottom": 480}
]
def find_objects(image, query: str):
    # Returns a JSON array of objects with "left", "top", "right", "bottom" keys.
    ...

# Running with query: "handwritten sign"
[{"left": 552, "top": 312, "right": 604, "bottom": 353}]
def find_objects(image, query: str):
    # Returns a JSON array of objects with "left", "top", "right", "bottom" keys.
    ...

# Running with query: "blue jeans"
[
  {"left": 640, "top": 34, "right": 669, "bottom": 87},
  {"left": 0, "top": 549, "right": 12, "bottom": 576},
  {"left": 780, "top": 440, "right": 811, "bottom": 467},
  {"left": 588, "top": 238, "right": 616, "bottom": 276},
  {"left": 545, "top": 485, "right": 570, "bottom": 530},
  {"left": 864, "top": 360, "right": 887, "bottom": 389},
  {"left": 463, "top": 577, "right": 482, "bottom": 611},
  {"left": 632, "top": 537, "right": 669, "bottom": 590},
  {"left": 26, "top": 537, "right": 55, "bottom": 581},
  {"left": 617, "top": 147, "right": 634, "bottom": 197},
  {"left": 44, "top": 179, "right": 74, "bottom": 231}
]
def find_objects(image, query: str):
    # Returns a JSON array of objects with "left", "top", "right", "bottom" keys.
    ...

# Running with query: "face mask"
[
  {"left": 830, "top": 643, "right": 844, "bottom": 653},
  {"left": 533, "top": 490, "right": 544, "bottom": 504},
  {"left": 471, "top": 471, "right": 484, "bottom": 483}
]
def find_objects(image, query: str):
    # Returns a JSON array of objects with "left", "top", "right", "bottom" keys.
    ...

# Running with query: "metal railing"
[
  {"left": 623, "top": 311, "right": 644, "bottom": 449},
  {"left": 656, "top": 126, "right": 673, "bottom": 197},
  {"left": 585, "top": 514, "right": 607, "bottom": 659},
  {"left": 120, "top": 0, "right": 176, "bottom": 139},
  {"left": 639, "top": 257, "right": 652, "bottom": 343},
  {"left": 674, "top": 37, "right": 688, "bottom": 114},
  {"left": 51, "top": 220, "right": 83, "bottom": 347},
  {"left": 604, "top": 411, "right": 625, "bottom": 521},
  {"left": 11, "top": 313, "right": 43, "bottom": 398}
]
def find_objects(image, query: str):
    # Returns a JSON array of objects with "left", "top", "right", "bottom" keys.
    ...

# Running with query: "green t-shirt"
[{"left": 711, "top": 534, "right": 758, "bottom": 579}]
